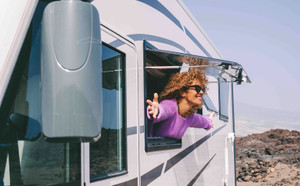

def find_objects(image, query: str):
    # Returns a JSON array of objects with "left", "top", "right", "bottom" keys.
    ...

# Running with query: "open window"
[
  {"left": 144, "top": 41, "right": 250, "bottom": 152},
  {"left": 144, "top": 42, "right": 182, "bottom": 152}
]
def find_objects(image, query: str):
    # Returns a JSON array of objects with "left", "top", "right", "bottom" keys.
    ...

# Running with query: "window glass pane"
[
  {"left": 0, "top": 2, "right": 81, "bottom": 185},
  {"left": 145, "top": 48, "right": 251, "bottom": 84},
  {"left": 90, "top": 44, "right": 126, "bottom": 181},
  {"left": 202, "top": 94, "right": 218, "bottom": 113},
  {"left": 219, "top": 78, "right": 229, "bottom": 121}
]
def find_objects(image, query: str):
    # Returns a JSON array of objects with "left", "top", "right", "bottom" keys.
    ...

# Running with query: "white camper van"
[{"left": 0, "top": 0, "right": 250, "bottom": 185}]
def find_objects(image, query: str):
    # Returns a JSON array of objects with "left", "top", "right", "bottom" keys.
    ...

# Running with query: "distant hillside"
[
  {"left": 234, "top": 102, "right": 300, "bottom": 137},
  {"left": 236, "top": 129, "right": 300, "bottom": 185}
]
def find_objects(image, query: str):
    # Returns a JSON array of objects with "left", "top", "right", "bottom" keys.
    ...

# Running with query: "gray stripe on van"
[
  {"left": 113, "top": 163, "right": 164, "bottom": 186},
  {"left": 184, "top": 27, "right": 211, "bottom": 57},
  {"left": 164, "top": 124, "right": 226, "bottom": 172},
  {"left": 137, "top": 0, "right": 183, "bottom": 31},
  {"left": 127, "top": 126, "right": 137, "bottom": 136},
  {"left": 129, "top": 34, "right": 186, "bottom": 52},
  {"left": 140, "top": 125, "right": 145, "bottom": 133},
  {"left": 187, "top": 154, "right": 216, "bottom": 186},
  {"left": 113, "top": 178, "right": 138, "bottom": 186},
  {"left": 141, "top": 163, "right": 164, "bottom": 186},
  {"left": 127, "top": 126, "right": 145, "bottom": 136}
]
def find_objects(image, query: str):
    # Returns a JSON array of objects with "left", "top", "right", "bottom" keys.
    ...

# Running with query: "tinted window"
[{"left": 90, "top": 44, "right": 127, "bottom": 181}]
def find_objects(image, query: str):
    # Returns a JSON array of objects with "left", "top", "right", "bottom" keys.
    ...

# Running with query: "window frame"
[
  {"left": 144, "top": 41, "right": 182, "bottom": 152},
  {"left": 89, "top": 42, "right": 127, "bottom": 182}
]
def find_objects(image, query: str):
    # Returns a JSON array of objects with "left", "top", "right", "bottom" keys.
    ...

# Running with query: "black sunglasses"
[{"left": 188, "top": 85, "right": 206, "bottom": 93}]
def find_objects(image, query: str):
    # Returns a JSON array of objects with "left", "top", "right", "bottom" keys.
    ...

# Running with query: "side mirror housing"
[{"left": 41, "top": 0, "right": 102, "bottom": 142}]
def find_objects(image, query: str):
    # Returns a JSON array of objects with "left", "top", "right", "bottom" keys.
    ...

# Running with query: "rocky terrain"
[{"left": 235, "top": 129, "right": 300, "bottom": 186}]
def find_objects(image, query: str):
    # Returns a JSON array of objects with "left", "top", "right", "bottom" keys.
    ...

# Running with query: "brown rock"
[
  {"left": 281, "top": 178, "right": 287, "bottom": 184},
  {"left": 242, "top": 175, "right": 251, "bottom": 182},
  {"left": 265, "top": 147, "right": 273, "bottom": 155},
  {"left": 253, "top": 173, "right": 259, "bottom": 177},
  {"left": 254, "top": 169, "right": 260, "bottom": 173},
  {"left": 256, "top": 175, "right": 262, "bottom": 180}
]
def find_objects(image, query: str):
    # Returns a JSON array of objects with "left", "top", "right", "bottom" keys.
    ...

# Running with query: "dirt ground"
[{"left": 237, "top": 163, "right": 300, "bottom": 186}]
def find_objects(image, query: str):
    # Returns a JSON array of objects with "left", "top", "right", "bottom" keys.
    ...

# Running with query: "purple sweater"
[{"left": 147, "top": 99, "right": 212, "bottom": 139}]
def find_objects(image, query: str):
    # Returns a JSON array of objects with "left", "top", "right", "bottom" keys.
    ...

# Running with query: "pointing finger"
[{"left": 153, "top": 93, "right": 158, "bottom": 103}]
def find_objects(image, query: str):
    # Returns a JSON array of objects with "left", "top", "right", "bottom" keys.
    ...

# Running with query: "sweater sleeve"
[
  {"left": 147, "top": 100, "right": 174, "bottom": 124},
  {"left": 188, "top": 114, "right": 212, "bottom": 131}
]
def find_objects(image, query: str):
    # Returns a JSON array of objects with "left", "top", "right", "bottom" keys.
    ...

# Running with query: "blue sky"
[{"left": 182, "top": 0, "right": 300, "bottom": 114}]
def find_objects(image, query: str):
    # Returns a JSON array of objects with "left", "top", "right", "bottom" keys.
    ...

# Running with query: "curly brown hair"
[{"left": 159, "top": 69, "right": 208, "bottom": 102}]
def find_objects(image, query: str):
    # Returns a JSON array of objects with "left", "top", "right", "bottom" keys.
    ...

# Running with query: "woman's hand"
[
  {"left": 147, "top": 93, "right": 159, "bottom": 119},
  {"left": 209, "top": 112, "right": 215, "bottom": 128}
]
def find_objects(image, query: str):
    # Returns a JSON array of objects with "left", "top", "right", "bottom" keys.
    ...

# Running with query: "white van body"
[{"left": 0, "top": 0, "right": 249, "bottom": 185}]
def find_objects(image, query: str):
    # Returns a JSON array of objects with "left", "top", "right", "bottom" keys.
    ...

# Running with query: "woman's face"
[{"left": 182, "top": 79, "right": 205, "bottom": 107}]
